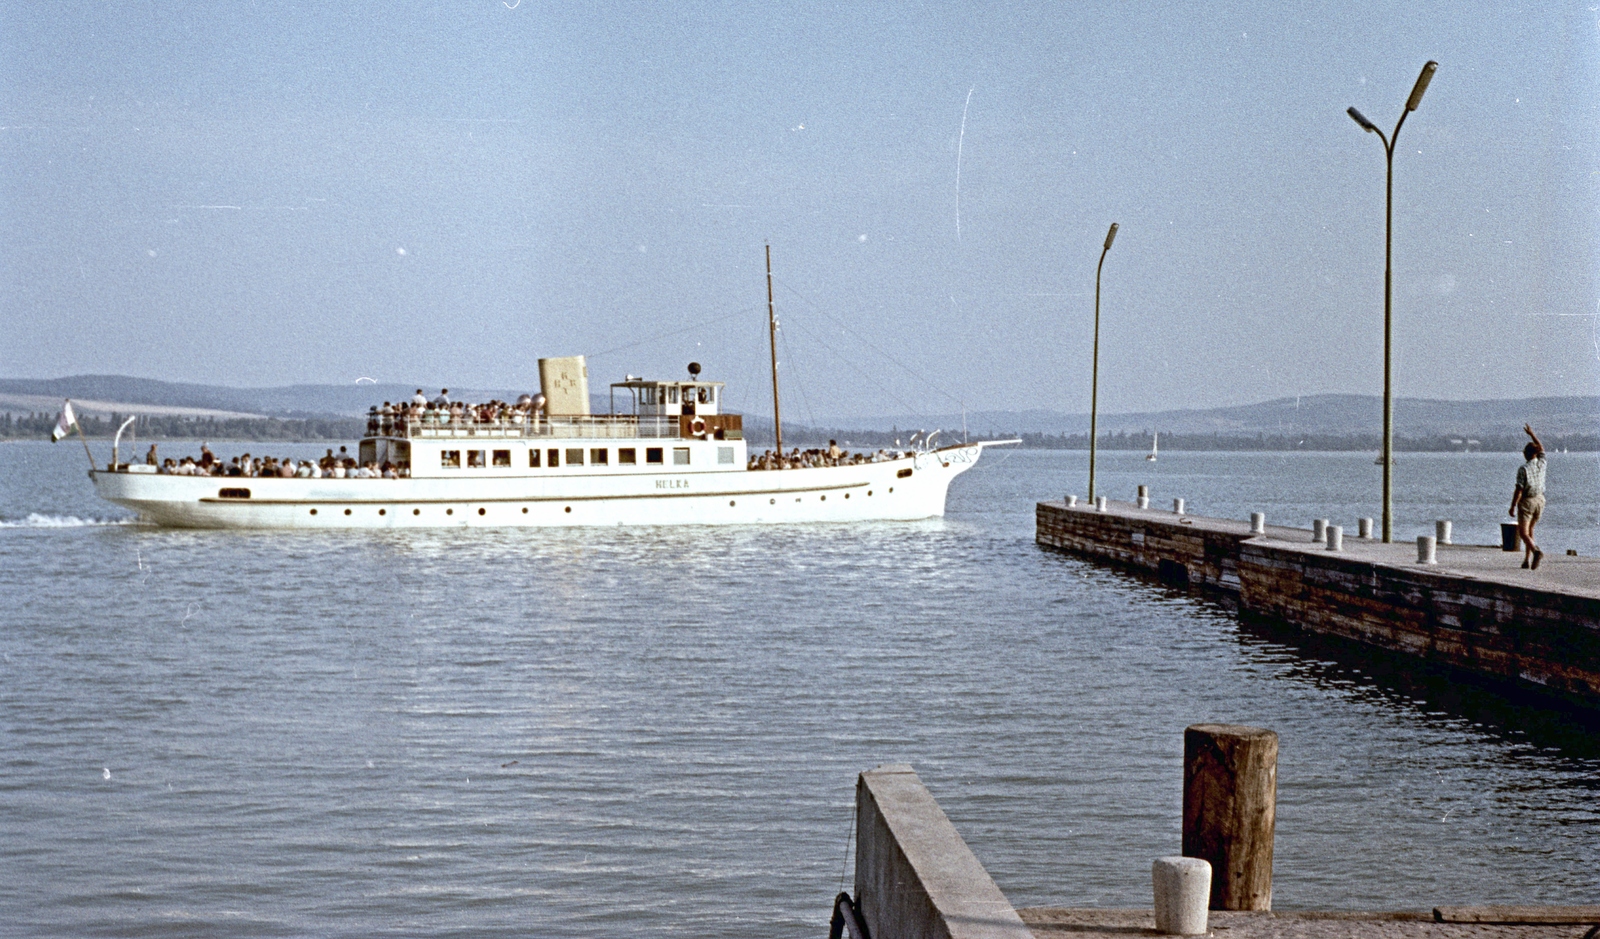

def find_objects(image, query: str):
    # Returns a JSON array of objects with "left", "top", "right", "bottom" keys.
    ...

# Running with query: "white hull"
[{"left": 91, "top": 445, "right": 997, "bottom": 530}]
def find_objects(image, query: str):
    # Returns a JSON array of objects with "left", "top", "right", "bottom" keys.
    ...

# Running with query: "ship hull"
[{"left": 90, "top": 446, "right": 990, "bottom": 529}]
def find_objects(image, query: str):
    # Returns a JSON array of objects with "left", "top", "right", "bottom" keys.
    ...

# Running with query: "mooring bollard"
[
  {"left": 1183, "top": 724, "right": 1277, "bottom": 911},
  {"left": 1358, "top": 517, "right": 1374, "bottom": 539},
  {"left": 1249, "top": 512, "right": 1265, "bottom": 534},
  {"left": 1138, "top": 485, "right": 1149, "bottom": 500},
  {"left": 1326, "top": 525, "right": 1342, "bottom": 552},
  {"left": 1153, "top": 857, "right": 1212, "bottom": 935},
  {"left": 1436, "top": 520, "right": 1452, "bottom": 546},
  {"left": 1173, "top": 498, "right": 1185, "bottom": 515},
  {"left": 1066, "top": 494, "right": 1077, "bottom": 507},
  {"left": 1418, "top": 535, "right": 1437, "bottom": 565},
  {"left": 1096, "top": 495, "right": 1108, "bottom": 512},
  {"left": 1311, "top": 519, "right": 1326, "bottom": 543}
]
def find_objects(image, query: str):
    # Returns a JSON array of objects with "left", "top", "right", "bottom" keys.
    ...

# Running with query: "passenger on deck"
[
  {"left": 432, "top": 388, "right": 451, "bottom": 407},
  {"left": 413, "top": 389, "right": 428, "bottom": 407},
  {"left": 146, "top": 444, "right": 159, "bottom": 466}
]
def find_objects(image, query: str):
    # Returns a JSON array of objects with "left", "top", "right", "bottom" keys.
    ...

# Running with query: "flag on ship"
[{"left": 51, "top": 400, "right": 78, "bottom": 442}]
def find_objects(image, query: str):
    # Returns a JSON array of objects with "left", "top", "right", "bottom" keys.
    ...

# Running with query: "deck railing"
[{"left": 369, "top": 415, "right": 684, "bottom": 440}]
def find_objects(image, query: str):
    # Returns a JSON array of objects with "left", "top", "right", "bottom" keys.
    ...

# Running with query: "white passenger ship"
[{"left": 89, "top": 355, "right": 1012, "bottom": 530}]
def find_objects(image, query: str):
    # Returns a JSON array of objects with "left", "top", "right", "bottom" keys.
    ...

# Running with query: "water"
[{"left": 2, "top": 440, "right": 1598, "bottom": 937}]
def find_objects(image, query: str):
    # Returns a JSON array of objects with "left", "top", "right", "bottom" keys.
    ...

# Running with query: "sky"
[{"left": 2, "top": 2, "right": 1598, "bottom": 422}]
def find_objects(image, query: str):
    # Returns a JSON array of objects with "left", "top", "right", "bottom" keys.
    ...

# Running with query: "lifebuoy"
[{"left": 690, "top": 417, "right": 708, "bottom": 436}]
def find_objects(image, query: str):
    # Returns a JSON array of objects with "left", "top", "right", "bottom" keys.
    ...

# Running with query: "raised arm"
[{"left": 1524, "top": 423, "right": 1545, "bottom": 455}]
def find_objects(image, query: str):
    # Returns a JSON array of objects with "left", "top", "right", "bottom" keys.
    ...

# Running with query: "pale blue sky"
[{"left": 3, "top": 2, "right": 1597, "bottom": 420}]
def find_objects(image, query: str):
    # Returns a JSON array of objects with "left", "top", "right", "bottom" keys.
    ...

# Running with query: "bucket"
[{"left": 1500, "top": 522, "right": 1520, "bottom": 552}]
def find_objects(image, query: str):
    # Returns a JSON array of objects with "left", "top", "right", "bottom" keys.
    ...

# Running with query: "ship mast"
[{"left": 766, "top": 243, "right": 784, "bottom": 457}]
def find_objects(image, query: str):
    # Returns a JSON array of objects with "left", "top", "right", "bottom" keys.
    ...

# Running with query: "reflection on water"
[{"left": 1, "top": 442, "right": 1597, "bottom": 937}]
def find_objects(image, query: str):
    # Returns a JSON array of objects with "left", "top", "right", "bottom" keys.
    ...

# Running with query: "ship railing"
[{"left": 385, "top": 415, "right": 683, "bottom": 440}]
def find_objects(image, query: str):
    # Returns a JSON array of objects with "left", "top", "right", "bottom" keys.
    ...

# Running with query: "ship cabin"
[{"left": 359, "top": 357, "right": 745, "bottom": 479}]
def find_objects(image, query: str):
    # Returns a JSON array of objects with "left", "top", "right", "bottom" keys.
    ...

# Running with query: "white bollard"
[
  {"left": 1312, "top": 518, "right": 1327, "bottom": 543},
  {"left": 1250, "top": 512, "right": 1265, "bottom": 534},
  {"left": 1326, "top": 525, "right": 1343, "bottom": 552},
  {"left": 1138, "top": 497, "right": 1150, "bottom": 509},
  {"left": 1418, "top": 535, "right": 1437, "bottom": 565},
  {"left": 1138, "top": 485, "right": 1149, "bottom": 500},
  {"left": 1358, "top": 517, "right": 1374, "bottom": 539},
  {"left": 1173, "top": 498, "right": 1185, "bottom": 515},
  {"left": 1152, "top": 856, "right": 1212, "bottom": 935},
  {"left": 1436, "top": 520, "right": 1452, "bottom": 546},
  {"left": 1066, "top": 495, "right": 1077, "bottom": 507},
  {"left": 1096, "top": 495, "right": 1108, "bottom": 512}
]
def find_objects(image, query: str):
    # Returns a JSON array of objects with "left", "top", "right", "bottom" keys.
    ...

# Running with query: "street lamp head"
[
  {"left": 1103, "top": 222, "right": 1119, "bottom": 250},
  {"left": 1405, "top": 60, "right": 1438, "bottom": 111},
  {"left": 1346, "top": 106, "right": 1378, "bottom": 133}
]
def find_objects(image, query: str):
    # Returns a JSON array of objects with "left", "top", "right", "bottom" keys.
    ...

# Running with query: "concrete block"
[
  {"left": 1153, "top": 857, "right": 1212, "bottom": 935},
  {"left": 855, "top": 764, "right": 1032, "bottom": 939}
]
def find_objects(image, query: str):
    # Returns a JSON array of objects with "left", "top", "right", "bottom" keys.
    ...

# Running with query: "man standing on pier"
[{"left": 1509, "top": 424, "right": 1546, "bottom": 570}]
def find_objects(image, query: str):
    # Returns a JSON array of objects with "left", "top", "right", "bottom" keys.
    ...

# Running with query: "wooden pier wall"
[{"left": 1036, "top": 500, "right": 1600, "bottom": 710}]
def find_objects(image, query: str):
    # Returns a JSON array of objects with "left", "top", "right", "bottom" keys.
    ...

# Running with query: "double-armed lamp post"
[
  {"left": 1088, "top": 221, "right": 1118, "bottom": 503},
  {"left": 1346, "top": 60, "right": 1437, "bottom": 543}
]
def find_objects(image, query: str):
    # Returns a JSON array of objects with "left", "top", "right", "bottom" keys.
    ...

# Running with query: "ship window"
[
  {"left": 717, "top": 447, "right": 734, "bottom": 465},
  {"left": 566, "top": 448, "right": 584, "bottom": 466},
  {"left": 468, "top": 450, "right": 486, "bottom": 468},
  {"left": 668, "top": 387, "right": 678, "bottom": 404},
  {"left": 698, "top": 387, "right": 709, "bottom": 403},
  {"left": 493, "top": 449, "right": 511, "bottom": 467},
  {"left": 590, "top": 448, "right": 608, "bottom": 465},
  {"left": 529, "top": 449, "right": 542, "bottom": 468},
  {"left": 547, "top": 448, "right": 560, "bottom": 467},
  {"left": 442, "top": 450, "right": 461, "bottom": 468},
  {"left": 219, "top": 488, "right": 251, "bottom": 499},
  {"left": 673, "top": 447, "right": 690, "bottom": 465},
  {"left": 618, "top": 448, "right": 637, "bottom": 465},
  {"left": 897, "top": 468, "right": 913, "bottom": 478},
  {"left": 641, "top": 387, "right": 656, "bottom": 405},
  {"left": 646, "top": 447, "right": 664, "bottom": 464}
]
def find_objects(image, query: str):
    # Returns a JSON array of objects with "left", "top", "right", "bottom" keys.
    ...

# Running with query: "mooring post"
[
  {"left": 1173, "top": 498, "right": 1184, "bottom": 515},
  {"left": 1326, "top": 525, "right": 1343, "bottom": 552},
  {"left": 1359, "top": 517, "right": 1374, "bottom": 539},
  {"left": 1182, "top": 724, "right": 1277, "bottom": 911},
  {"left": 1249, "top": 512, "right": 1265, "bottom": 534},
  {"left": 1311, "top": 519, "right": 1327, "bottom": 543},
  {"left": 1436, "top": 520, "right": 1452, "bottom": 546}
]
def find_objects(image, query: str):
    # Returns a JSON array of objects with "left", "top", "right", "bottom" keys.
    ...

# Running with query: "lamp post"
[
  {"left": 1088, "top": 221, "right": 1118, "bottom": 503},
  {"left": 1347, "top": 60, "right": 1437, "bottom": 543}
]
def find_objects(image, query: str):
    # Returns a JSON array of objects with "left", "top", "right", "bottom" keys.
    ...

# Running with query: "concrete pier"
[{"left": 1037, "top": 499, "right": 1600, "bottom": 710}]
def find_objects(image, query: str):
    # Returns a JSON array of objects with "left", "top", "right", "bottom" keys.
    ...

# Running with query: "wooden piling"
[{"left": 1182, "top": 724, "right": 1277, "bottom": 911}]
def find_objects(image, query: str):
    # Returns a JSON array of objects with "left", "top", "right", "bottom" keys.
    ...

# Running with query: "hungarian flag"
[{"left": 51, "top": 400, "right": 78, "bottom": 442}]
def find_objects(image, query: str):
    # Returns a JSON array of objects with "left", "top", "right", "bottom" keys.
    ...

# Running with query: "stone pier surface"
[
  {"left": 1037, "top": 499, "right": 1600, "bottom": 709},
  {"left": 1020, "top": 908, "right": 1598, "bottom": 938}
]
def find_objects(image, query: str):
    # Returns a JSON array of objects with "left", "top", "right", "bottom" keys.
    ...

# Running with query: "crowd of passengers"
[
  {"left": 144, "top": 444, "right": 409, "bottom": 479},
  {"left": 748, "top": 440, "right": 911, "bottom": 470},
  {"left": 367, "top": 389, "right": 540, "bottom": 436}
]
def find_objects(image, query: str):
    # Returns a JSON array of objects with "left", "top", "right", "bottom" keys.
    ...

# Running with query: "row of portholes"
[
  {"left": 308, "top": 505, "right": 572, "bottom": 517},
  {"left": 759, "top": 487, "right": 889, "bottom": 506}
]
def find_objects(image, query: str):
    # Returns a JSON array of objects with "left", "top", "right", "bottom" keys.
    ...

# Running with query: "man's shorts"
[{"left": 1519, "top": 493, "right": 1545, "bottom": 524}]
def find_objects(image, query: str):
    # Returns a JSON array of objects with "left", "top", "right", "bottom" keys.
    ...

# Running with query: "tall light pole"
[
  {"left": 1347, "top": 60, "right": 1437, "bottom": 543},
  {"left": 1088, "top": 221, "right": 1118, "bottom": 503}
]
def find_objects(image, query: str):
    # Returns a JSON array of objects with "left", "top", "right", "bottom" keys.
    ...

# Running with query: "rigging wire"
[
  {"left": 781, "top": 313, "right": 926, "bottom": 417},
  {"left": 585, "top": 304, "right": 760, "bottom": 361},
  {"left": 771, "top": 277, "right": 969, "bottom": 411},
  {"left": 777, "top": 324, "right": 819, "bottom": 435}
]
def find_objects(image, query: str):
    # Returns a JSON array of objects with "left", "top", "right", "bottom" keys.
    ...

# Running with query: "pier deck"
[
  {"left": 1021, "top": 907, "right": 1598, "bottom": 938},
  {"left": 1037, "top": 500, "right": 1600, "bottom": 709}
]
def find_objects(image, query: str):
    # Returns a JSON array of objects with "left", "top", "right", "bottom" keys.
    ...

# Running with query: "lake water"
[{"left": 2, "top": 440, "right": 1598, "bottom": 937}]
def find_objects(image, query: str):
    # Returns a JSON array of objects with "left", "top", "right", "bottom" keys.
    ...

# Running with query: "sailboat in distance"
[{"left": 1146, "top": 432, "right": 1158, "bottom": 462}]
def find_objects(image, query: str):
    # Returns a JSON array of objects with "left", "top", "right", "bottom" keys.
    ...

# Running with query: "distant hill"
[
  {"left": 0, "top": 375, "right": 541, "bottom": 419},
  {"left": 843, "top": 394, "right": 1600, "bottom": 441},
  {"left": 4, "top": 377, "right": 1597, "bottom": 450}
]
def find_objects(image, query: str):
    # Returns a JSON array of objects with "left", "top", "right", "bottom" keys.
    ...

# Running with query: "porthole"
[
  {"left": 844, "top": 493, "right": 850, "bottom": 499},
  {"left": 309, "top": 508, "right": 317, "bottom": 516},
  {"left": 867, "top": 491, "right": 873, "bottom": 496},
  {"left": 478, "top": 507, "right": 486, "bottom": 516},
  {"left": 522, "top": 507, "right": 528, "bottom": 514},
  {"left": 446, "top": 508, "right": 453, "bottom": 515},
  {"left": 820, "top": 495, "right": 826, "bottom": 501},
  {"left": 344, "top": 509, "right": 352, "bottom": 516},
  {"left": 379, "top": 509, "right": 386, "bottom": 516},
  {"left": 795, "top": 497, "right": 801, "bottom": 503},
  {"left": 564, "top": 506, "right": 572, "bottom": 513},
  {"left": 769, "top": 498, "right": 775, "bottom": 505},
  {"left": 729, "top": 501, "right": 736, "bottom": 507},
  {"left": 889, "top": 487, "right": 894, "bottom": 493},
  {"left": 413, "top": 509, "right": 420, "bottom": 516}
]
